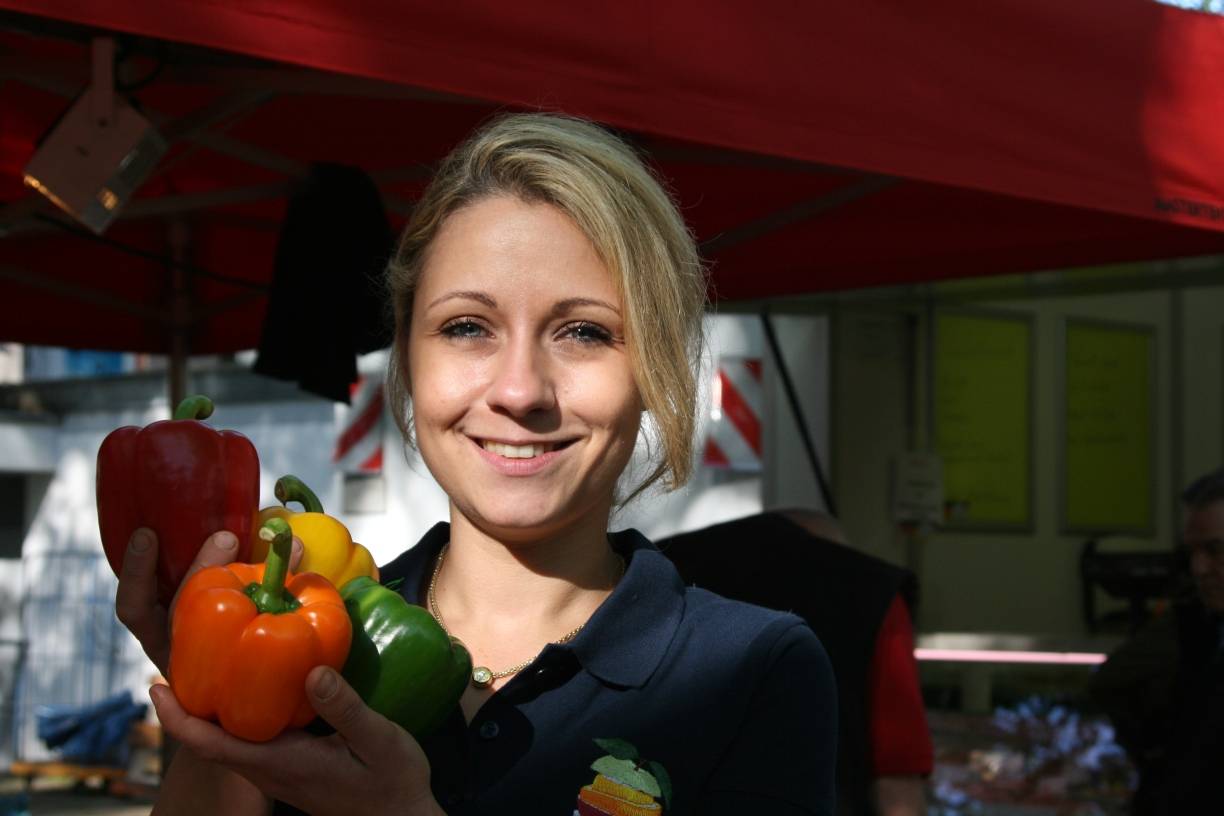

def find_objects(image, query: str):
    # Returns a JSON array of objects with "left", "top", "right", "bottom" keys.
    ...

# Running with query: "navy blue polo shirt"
[{"left": 278, "top": 523, "right": 836, "bottom": 815}]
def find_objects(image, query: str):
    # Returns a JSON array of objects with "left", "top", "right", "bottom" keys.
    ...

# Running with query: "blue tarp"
[{"left": 35, "top": 690, "right": 147, "bottom": 765}]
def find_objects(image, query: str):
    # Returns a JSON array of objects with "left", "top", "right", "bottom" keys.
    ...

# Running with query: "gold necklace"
[{"left": 427, "top": 543, "right": 625, "bottom": 689}]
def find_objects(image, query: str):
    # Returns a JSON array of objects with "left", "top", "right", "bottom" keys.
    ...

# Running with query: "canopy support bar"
[
  {"left": 160, "top": 88, "right": 277, "bottom": 143},
  {"left": 647, "top": 144, "right": 862, "bottom": 177},
  {"left": 33, "top": 213, "right": 267, "bottom": 293},
  {"left": 701, "top": 174, "right": 895, "bottom": 256},
  {"left": 0, "top": 263, "right": 168, "bottom": 324},
  {"left": 192, "top": 289, "right": 266, "bottom": 324}
]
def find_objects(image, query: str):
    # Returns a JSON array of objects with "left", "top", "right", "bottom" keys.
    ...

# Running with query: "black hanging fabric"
[{"left": 254, "top": 163, "right": 395, "bottom": 403}]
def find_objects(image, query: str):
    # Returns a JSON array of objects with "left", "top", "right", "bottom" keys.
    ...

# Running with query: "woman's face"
[{"left": 407, "top": 195, "right": 642, "bottom": 541}]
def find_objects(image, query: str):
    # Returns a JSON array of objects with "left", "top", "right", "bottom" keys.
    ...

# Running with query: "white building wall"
[
  {"left": 827, "top": 283, "right": 1224, "bottom": 639},
  {"left": 0, "top": 345, "right": 21, "bottom": 385}
]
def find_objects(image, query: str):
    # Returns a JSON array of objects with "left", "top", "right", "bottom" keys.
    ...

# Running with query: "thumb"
[
  {"left": 115, "top": 528, "right": 170, "bottom": 672},
  {"left": 117, "top": 528, "right": 160, "bottom": 605},
  {"left": 289, "top": 536, "right": 304, "bottom": 572},
  {"left": 307, "top": 666, "right": 396, "bottom": 765}
]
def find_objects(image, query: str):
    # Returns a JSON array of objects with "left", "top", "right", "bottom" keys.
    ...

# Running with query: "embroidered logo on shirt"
[{"left": 574, "top": 737, "right": 672, "bottom": 816}]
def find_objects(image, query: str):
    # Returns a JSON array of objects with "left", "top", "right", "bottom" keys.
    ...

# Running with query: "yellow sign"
[
  {"left": 1064, "top": 322, "right": 1153, "bottom": 532},
  {"left": 934, "top": 313, "right": 1032, "bottom": 528}
]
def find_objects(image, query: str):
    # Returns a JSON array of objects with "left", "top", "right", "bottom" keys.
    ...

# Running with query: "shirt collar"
[
  {"left": 384, "top": 521, "right": 450, "bottom": 606},
  {"left": 384, "top": 523, "right": 685, "bottom": 690},
  {"left": 569, "top": 528, "right": 686, "bottom": 689}
]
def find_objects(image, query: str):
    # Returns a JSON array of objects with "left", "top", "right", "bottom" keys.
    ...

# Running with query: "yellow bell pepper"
[{"left": 250, "top": 475, "right": 379, "bottom": 588}]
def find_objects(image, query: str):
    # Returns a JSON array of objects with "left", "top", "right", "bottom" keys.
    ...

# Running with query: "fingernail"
[
  {"left": 215, "top": 532, "right": 238, "bottom": 551},
  {"left": 312, "top": 668, "right": 338, "bottom": 700},
  {"left": 130, "top": 529, "right": 153, "bottom": 553}
]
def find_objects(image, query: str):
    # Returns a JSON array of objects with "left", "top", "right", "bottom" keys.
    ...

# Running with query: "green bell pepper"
[{"left": 340, "top": 576, "right": 472, "bottom": 738}]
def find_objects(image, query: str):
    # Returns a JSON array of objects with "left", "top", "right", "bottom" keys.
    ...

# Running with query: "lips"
[
  {"left": 483, "top": 441, "right": 551, "bottom": 458},
  {"left": 478, "top": 438, "right": 575, "bottom": 459},
  {"left": 465, "top": 436, "right": 578, "bottom": 476}
]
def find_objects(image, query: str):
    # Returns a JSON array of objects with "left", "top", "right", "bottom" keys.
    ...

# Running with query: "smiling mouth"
[{"left": 480, "top": 439, "right": 575, "bottom": 459}]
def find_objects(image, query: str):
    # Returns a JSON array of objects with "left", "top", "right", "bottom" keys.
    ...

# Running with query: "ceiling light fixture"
[{"left": 23, "top": 37, "right": 167, "bottom": 234}]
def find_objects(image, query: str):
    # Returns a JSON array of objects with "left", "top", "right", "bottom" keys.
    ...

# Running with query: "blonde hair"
[{"left": 386, "top": 112, "right": 706, "bottom": 497}]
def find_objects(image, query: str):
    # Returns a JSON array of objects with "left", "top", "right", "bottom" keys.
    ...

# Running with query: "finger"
[
  {"left": 169, "top": 530, "right": 242, "bottom": 620},
  {"left": 115, "top": 529, "right": 170, "bottom": 672},
  {"left": 184, "top": 530, "right": 242, "bottom": 578},
  {"left": 289, "top": 536, "right": 304, "bottom": 572},
  {"left": 149, "top": 684, "right": 268, "bottom": 768},
  {"left": 150, "top": 685, "right": 365, "bottom": 809},
  {"left": 306, "top": 666, "right": 399, "bottom": 767}
]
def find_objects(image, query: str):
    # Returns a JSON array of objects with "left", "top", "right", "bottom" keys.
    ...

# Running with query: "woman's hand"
[
  {"left": 150, "top": 666, "right": 440, "bottom": 816},
  {"left": 114, "top": 527, "right": 302, "bottom": 674}
]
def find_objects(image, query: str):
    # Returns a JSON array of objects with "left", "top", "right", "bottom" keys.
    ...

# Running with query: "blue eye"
[
  {"left": 563, "top": 322, "right": 613, "bottom": 345},
  {"left": 440, "top": 320, "right": 487, "bottom": 339}
]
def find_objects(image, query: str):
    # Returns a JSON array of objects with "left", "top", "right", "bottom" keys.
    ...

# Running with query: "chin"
[{"left": 458, "top": 497, "right": 594, "bottom": 541}]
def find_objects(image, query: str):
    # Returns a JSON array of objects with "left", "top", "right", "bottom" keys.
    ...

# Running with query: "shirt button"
[{"left": 479, "top": 720, "right": 500, "bottom": 740}]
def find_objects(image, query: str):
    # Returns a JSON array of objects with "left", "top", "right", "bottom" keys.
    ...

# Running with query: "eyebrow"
[
  {"left": 549, "top": 297, "right": 621, "bottom": 318},
  {"left": 425, "top": 290, "right": 497, "bottom": 311},
  {"left": 425, "top": 291, "right": 621, "bottom": 317}
]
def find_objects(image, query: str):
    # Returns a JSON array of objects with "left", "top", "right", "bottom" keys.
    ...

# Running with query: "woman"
[{"left": 115, "top": 113, "right": 836, "bottom": 815}]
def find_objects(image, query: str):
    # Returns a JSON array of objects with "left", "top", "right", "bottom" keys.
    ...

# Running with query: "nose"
[{"left": 484, "top": 336, "right": 557, "bottom": 418}]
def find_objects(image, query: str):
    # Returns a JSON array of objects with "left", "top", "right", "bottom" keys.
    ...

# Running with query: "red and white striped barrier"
[
  {"left": 333, "top": 373, "right": 385, "bottom": 474},
  {"left": 702, "top": 357, "right": 763, "bottom": 471}
]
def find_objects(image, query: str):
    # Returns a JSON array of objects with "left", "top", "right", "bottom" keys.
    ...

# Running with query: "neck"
[{"left": 433, "top": 507, "right": 622, "bottom": 647}]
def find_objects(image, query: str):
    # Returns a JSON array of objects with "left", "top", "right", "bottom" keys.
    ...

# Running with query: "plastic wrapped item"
[
  {"left": 928, "top": 697, "right": 1134, "bottom": 815},
  {"left": 35, "top": 690, "right": 148, "bottom": 765}
]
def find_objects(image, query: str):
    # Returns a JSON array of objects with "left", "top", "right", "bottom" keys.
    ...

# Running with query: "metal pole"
[
  {"left": 167, "top": 220, "right": 190, "bottom": 409},
  {"left": 760, "top": 312, "right": 837, "bottom": 516},
  {"left": 163, "top": 220, "right": 191, "bottom": 776},
  {"left": 1170, "top": 287, "right": 1183, "bottom": 545},
  {"left": 923, "top": 296, "right": 936, "bottom": 453}
]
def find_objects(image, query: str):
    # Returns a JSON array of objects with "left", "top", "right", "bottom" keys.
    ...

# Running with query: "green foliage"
[
  {"left": 648, "top": 760, "right": 673, "bottom": 808},
  {"left": 593, "top": 737, "right": 638, "bottom": 761},
  {"left": 591, "top": 756, "right": 662, "bottom": 798}
]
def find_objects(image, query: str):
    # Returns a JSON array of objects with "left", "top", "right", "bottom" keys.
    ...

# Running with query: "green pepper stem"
[
  {"left": 173, "top": 395, "right": 215, "bottom": 421},
  {"left": 249, "top": 518, "right": 296, "bottom": 614},
  {"left": 274, "top": 475, "right": 324, "bottom": 513}
]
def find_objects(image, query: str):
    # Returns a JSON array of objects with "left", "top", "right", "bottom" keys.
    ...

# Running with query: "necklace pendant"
[{"left": 472, "top": 666, "right": 494, "bottom": 688}]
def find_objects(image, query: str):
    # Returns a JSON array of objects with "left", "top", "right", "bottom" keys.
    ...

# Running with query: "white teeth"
[{"left": 482, "top": 441, "right": 551, "bottom": 458}]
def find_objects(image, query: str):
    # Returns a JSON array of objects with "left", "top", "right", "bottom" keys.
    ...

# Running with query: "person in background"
[
  {"left": 659, "top": 509, "right": 933, "bottom": 816},
  {"left": 1093, "top": 467, "right": 1224, "bottom": 815}
]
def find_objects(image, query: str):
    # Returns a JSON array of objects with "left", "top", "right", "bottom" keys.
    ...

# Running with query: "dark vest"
[
  {"left": 1154, "top": 601, "right": 1224, "bottom": 815},
  {"left": 659, "top": 513, "right": 915, "bottom": 816}
]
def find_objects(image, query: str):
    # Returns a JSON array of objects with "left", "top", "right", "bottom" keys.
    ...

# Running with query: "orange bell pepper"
[
  {"left": 251, "top": 475, "right": 378, "bottom": 589},
  {"left": 168, "top": 518, "right": 352, "bottom": 742}
]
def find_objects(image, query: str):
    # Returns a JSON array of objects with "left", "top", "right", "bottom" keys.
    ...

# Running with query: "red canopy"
[{"left": 2, "top": 0, "right": 1223, "bottom": 354}]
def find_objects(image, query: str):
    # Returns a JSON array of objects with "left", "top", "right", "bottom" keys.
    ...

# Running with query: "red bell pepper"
[{"left": 97, "top": 395, "right": 260, "bottom": 605}]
